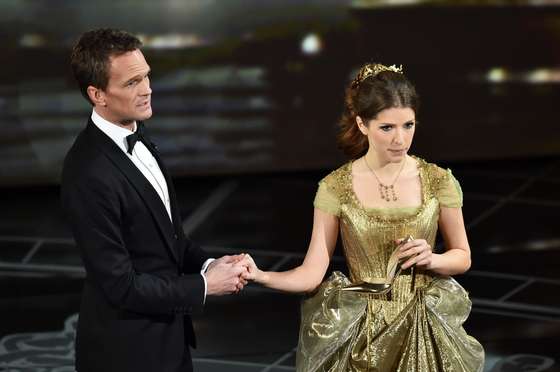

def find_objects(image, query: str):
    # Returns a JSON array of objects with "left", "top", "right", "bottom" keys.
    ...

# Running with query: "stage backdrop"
[{"left": 2, "top": 0, "right": 560, "bottom": 185}]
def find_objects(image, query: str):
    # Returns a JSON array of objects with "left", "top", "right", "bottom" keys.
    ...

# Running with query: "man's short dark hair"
[{"left": 70, "top": 28, "right": 142, "bottom": 105}]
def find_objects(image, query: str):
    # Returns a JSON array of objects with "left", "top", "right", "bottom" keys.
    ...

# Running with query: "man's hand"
[{"left": 206, "top": 254, "right": 250, "bottom": 296}]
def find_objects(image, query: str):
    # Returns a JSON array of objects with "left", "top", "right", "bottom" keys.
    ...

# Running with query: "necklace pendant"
[
  {"left": 380, "top": 189, "right": 388, "bottom": 201},
  {"left": 364, "top": 155, "right": 406, "bottom": 204}
]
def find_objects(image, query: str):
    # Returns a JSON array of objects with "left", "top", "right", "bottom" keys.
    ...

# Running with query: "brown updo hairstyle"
[{"left": 337, "top": 64, "right": 420, "bottom": 159}]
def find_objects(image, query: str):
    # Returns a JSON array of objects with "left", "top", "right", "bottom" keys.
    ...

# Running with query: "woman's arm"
[
  {"left": 246, "top": 208, "right": 339, "bottom": 293},
  {"left": 399, "top": 206, "right": 471, "bottom": 276},
  {"left": 399, "top": 207, "right": 471, "bottom": 275},
  {"left": 431, "top": 206, "right": 471, "bottom": 275}
]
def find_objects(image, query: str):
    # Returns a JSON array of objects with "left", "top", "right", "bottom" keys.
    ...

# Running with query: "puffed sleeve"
[
  {"left": 313, "top": 179, "right": 341, "bottom": 217},
  {"left": 437, "top": 169, "right": 463, "bottom": 208}
]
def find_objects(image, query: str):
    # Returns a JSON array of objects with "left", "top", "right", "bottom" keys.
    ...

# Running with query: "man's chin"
[{"left": 137, "top": 109, "right": 153, "bottom": 121}]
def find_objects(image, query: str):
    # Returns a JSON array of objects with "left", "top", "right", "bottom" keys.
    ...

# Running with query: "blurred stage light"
[
  {"left": 19, "top": 34, "right": 46, "bottom": 48},
  {"left": 487, "top": 67, "right": 507, "bottom": 83},
  {"left": 487, "top": 238, "right": 560, "bottom": 253},
  {"left": 526, "top": 68, "right": 552, "bottom": 84},
  {"left": 301, "top": 33, "right": 322, "bottom": 56},
  {"left": 479, "top": 67, "right": 560, "bottom": 84},
  {"left": 528, "top": 0, "right": 560, "bottom": 5},
  {"left": 527, "top": 238, "right": 560, "bottom": 251},
  {"left": 352, "top": 0, "right": 424, "bottom": 7},
  {"left": 137, "top": 33, "right": 207, "bottom": 49}
]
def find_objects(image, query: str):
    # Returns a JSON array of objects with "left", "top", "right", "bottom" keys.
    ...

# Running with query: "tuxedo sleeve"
[
  {"left": 182, "top": 237, "right": 210, "bottom": 274},
  {"left": 62, "top": 175, "right": 205, "bottom": 315}
]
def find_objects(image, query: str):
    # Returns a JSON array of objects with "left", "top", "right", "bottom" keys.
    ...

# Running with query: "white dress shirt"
[
  {"left": 91, "top": 109, "right": 211, "bottom": 302},
  {"left": 91, "top": 110, "right": 172, "bottom": 221}
]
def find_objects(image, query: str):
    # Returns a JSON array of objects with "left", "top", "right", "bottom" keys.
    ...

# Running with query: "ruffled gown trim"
[{"left": 296, "top": 272, "right": 484, "bottom": 372}]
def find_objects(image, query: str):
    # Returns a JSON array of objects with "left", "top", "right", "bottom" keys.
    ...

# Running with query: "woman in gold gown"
[{"left": 244, "top": 63, "right": 485, "bottom": 371}]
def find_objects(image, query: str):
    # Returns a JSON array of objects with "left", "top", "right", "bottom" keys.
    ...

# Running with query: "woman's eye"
[
  {"left": 380, "top": 126, "right": 392, "bottom": 132},
  {"left": 404, "top": 122, "right": 415, "bottom": 129}
]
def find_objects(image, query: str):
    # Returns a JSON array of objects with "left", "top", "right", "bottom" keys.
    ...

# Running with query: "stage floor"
[{"left": 1, "top": 156, "right": 559, "bottom": 371}]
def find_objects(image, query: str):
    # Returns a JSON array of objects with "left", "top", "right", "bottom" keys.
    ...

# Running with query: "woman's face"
[{"left": 357, "top": 106, "right": 416, "bottom": 163}]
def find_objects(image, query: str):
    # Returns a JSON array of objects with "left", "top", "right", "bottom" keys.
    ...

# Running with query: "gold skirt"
[{"left": 296, "top": 272, "right": 484, "bottom": 372}]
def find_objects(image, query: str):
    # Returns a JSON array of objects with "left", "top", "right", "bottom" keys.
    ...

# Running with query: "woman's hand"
[
  {"left": 239, "top": 253, "right": 266, "bottom": 283},
  {"left": 396, "top": 238, "right": 435, "bottom": 270}
]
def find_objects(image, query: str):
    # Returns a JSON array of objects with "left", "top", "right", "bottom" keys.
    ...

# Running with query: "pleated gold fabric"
[{"left": 297, "top": 157, "right": 484, "bottom": 372}]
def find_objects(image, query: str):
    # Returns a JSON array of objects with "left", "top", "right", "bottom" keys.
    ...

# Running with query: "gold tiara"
[{"left": 352, "top": 63, "right": 404, "bottom": 87}]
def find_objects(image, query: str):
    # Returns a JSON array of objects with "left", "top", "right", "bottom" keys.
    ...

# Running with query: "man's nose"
[{"left": 140, "top": 77, "right": 152, "bottom": 95}]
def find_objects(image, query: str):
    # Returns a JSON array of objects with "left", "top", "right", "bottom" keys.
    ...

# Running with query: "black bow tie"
[{"left": 126, "top": 122, "right": 150, "bottom": 155}]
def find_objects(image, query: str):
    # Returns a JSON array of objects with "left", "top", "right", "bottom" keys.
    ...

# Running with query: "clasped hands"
[{"left": 205, "top": 254, "right": 253, "bottom": 296}]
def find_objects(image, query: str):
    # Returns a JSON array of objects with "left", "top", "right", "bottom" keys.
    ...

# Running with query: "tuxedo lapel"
[
  {"left": 85, "top": 120, "right": 179, "bottom": 264},
  {"left": 143, "top": 137, "right": 182, "bottom": 233}
]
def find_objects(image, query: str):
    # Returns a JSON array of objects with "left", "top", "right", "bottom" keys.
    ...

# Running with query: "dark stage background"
[{"left": 2, "top": 0, "right": 560, "bottom": 185}]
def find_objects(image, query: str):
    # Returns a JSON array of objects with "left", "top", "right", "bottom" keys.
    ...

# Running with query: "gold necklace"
[{"left": 363, "top": 156, "right": 407, "bottom": 202}]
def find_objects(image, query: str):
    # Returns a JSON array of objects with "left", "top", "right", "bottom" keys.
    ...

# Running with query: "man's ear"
[
  {"left": 87, "top": 86, "right": 106, "bottom": 107},
  {"left": 356, "top": 116, "right": 368, "bottom": 136}
]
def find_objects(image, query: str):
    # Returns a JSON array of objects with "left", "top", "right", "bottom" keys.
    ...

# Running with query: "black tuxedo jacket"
[{"left": 61, "top": 119, "right": 210, "bottom": 372}]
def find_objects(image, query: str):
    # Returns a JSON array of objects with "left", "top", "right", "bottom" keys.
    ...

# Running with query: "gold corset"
[{"left": 322, "top": 156, "right": 459, "bottom": 293}]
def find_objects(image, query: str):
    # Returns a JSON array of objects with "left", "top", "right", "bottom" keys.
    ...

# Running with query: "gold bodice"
[{"left": 314, "top": 156, "right": 462, "bottom": 305}]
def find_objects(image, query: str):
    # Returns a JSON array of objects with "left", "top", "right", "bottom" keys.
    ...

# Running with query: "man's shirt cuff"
[{"left": 200, "top": 258, "right": 215, "bottom": 304}]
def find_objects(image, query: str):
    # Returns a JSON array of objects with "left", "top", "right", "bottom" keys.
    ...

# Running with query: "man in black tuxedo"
[{"left": 61, "top": 28, "right": 249, "bottom": 372}]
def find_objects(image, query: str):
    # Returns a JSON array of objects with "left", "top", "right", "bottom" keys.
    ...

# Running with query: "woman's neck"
[{"left": 363, "top": 151, "right": 407, "bottom": 178}]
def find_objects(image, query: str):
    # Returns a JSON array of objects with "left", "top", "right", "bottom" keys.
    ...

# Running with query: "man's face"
[{"left": 99, "top": 49, "right": 152, "bottom": 125}]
